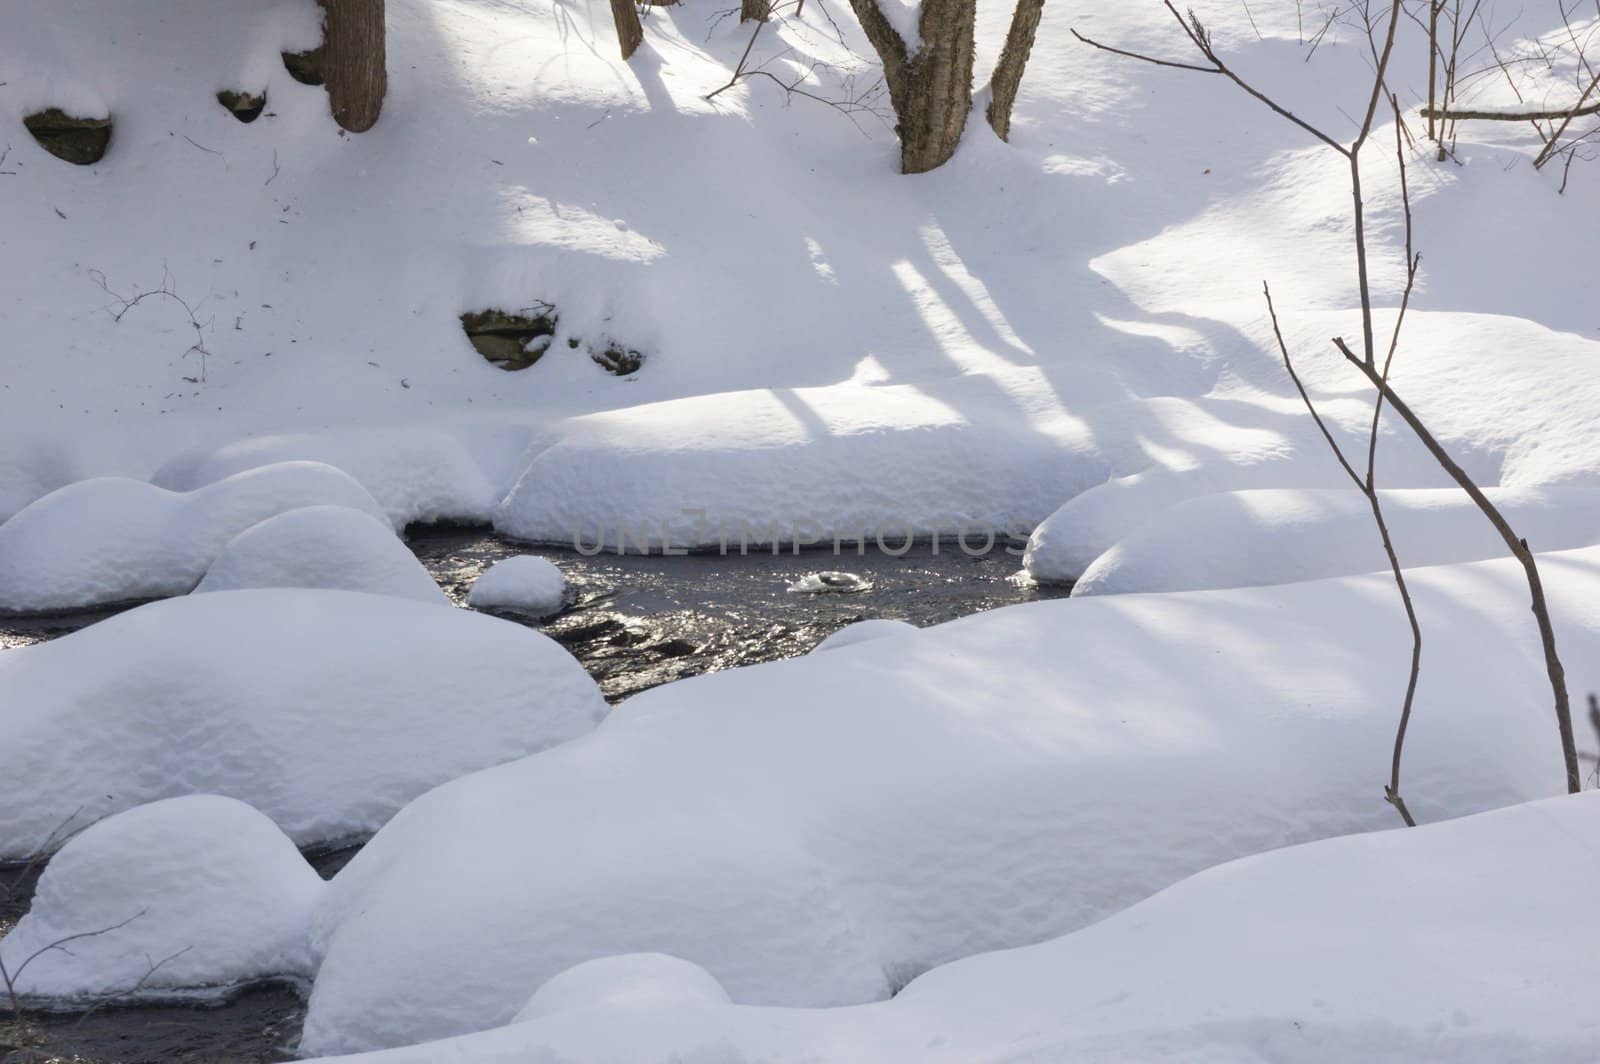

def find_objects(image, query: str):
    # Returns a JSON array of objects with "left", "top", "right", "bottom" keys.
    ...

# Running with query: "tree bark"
[
  {"left": 848, "top": 0, "right": 975, "bottom": 173},
  {"left": 324, "top": 0, "right": 386, "bottom": 132},
  {"left": 741, "top": 0, "right": 772, "bottom": 22},
  {"left": 986, "top": 0, "right": 1043, "bottom": 142},
  {"left": 611, "top": 0, "right": 644, "bottom": 59}
]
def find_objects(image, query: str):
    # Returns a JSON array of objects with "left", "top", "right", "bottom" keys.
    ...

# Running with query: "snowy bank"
[
  {"left": 511, "top": 954, "right": 731, "bottom": 1023},
  {"left": 0, "top": 462, "right": 388, "bottom": 613},
  {"left": 297, "top": 546, "right": 1598, "bottom": 1054},
  {"left": 1, "top": 795, "right": 321, "bottom": 1002},
  {"left": 299, "top": 792, "right": 1600, "bottom": 1064},
  {"left": 1064, "top": 485, "right": 1600, "bottom": 596},
  {"left": 0, "top": 589, "right": 606, "bottom": 859},
  {"left": 195, "top": 505, "right": 447, "bottom": 604},
  {"left": 809, "top": 618, "right": 918, "bottom": 652}
]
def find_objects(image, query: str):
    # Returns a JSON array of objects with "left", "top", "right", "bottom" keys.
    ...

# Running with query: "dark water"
[{"left": 0, "top": 528, "right": 1066, "bottom": 1062}]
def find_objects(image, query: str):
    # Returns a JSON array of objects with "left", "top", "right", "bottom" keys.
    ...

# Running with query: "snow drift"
[
  {"left": 298, "top": 546, "right": 1599, "bottom": 1054},
  {"left": 298, "top": 791, "right": 1600, "bottom": 1064},
  {"left": 467, "top": 555, "right": 565, "bottom": 616},
  {"left": 0, "top": 588, "right": 606, "bottom": 859}
]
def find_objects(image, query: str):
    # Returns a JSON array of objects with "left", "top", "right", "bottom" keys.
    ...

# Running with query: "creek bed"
[{"left": 0, "top": 527, "right": 1068, "bottom": 1062}]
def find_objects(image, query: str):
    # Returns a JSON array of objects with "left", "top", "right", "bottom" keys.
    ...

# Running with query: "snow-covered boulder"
[
  {"left": 195, "top": 505, "right": 447, "bottom": 605},
  {"left": 0, "top": 795, "right": 322, "bottom": 1002},
  {"left": 299, "top": 792, "right": 1600, "bottom": 1064},
  {"left": 512, "top": 954, "right": 731, "bottom": 1022},
  {"left": 1065, "top": 485, "right": 1600, "bottom": 597},
  {"left": 810, "top": 619, "right": 917, "bottom": 653},
  {"left": 296, "top": 546, "right": 1600, "bottom": 1055},
  {"left": 0, "top": 462, "right": 389, "bottom": 613},
  {"left": 0, "top": 589, "right": 606, "bottom": 859},
  {"left": 467, "top": 556, "right": 566, "bottom": 616},
  {"left": 154, "top": 429, "right": 501, "bottom": 528}
]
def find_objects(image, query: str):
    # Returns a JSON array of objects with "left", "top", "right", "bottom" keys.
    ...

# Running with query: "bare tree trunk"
[
  {"left": 741, "top": 0, "right": 772, "bottom": 21},
  {"left": 987, "top": 0, "right": 1044, "bottom": 142},
  {"left": 849, "top": 0, "right": 975, "bottom": 173},
  {"left": 324, "top": 0, "right": 386, "bottom": 133},
  {"left": 611, "top": 0, "right": 644, "bottom": 59},
  {"left": 1426, "top": 1, "right": 1440, "bottom": 143}
]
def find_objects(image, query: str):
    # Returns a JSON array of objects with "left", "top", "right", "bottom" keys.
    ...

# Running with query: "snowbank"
[
  {"left": 511, "top": 954, "right": 731, "bottom": 1023},
  {"left": 299, "top": 792, "right": 1600, "bottom": 1064},
  {"left": 0, "top": 795, "right": 321, "bottom": 1002},
  {"left": 467, "top": 555, "right": 565, "bottom": 616},
  {"left": 297, "top": 546, "right": 1600, "bottom": 1054},
  {"left": 0, "top": 589, "right": 606, "bottom": 859},
  {"left": 195, "top": 505, "right": 447, "bottom": 604},
  {"left": 809, "top": 618, "right": 917, "bottom": 652},
  {"left": 0, "top": 462, "right": 388, "bottom": 613},
  {"left": 1065, "top": 485, "right": 1600, "bottom": 596}
]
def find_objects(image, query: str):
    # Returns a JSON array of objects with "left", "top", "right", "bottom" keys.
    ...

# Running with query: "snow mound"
[
  {"left": 810, "top": 619, "right": 917, "bottom": 652},
  {"left": 0, "top": 795, "right": 321, "bottom": 1002},
  {"left": 195, "top": 505, "right": 447, "bottom": 605},
  {"left": 296, "top": 546, "right": 1600, "bottom": 1054},
  {"left": 467, "top": 556, "right": 565, "bottom": 617},
  {"left": 154, "top": 429, "right": 501, "bottom": 528},
  {"left": 512, "top": 954, "right": 731, "bottom": 1022},
  {"left": 1070, "top": 486, "right": 1600, "bottom": 596},
  {"left": 299, "top": 792, "right": 1600, "bottom": 1064},
  {"left": 0, "top": 462, "right": 389, "bottom": 613},
  {"left": 0, "top": 589, "right": 606, "bottom": 859}
]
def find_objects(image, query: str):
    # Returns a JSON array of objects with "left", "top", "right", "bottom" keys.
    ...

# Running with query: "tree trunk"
[
  {"left": 324, "top": 0, "right": 386, "bottom": 132},
  {"left": 848, "top": 0, "right": 975, "bottom": 174},
  {"left": 986, "top": 0, "right": 1043, "bottom": 142},
  {"left": 740, "top": 0, "right": 772, "bottom": 22},
  {"left": 610, "top": 0, "right": 644, "bottom": 59}
]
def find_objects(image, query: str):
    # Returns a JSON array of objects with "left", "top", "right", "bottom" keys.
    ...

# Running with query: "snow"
[
  {"left": 297, "top": 545, "right": 1599, "bottom": 1054},
  {"left": 0, "top": 589, "right": 606, "bottom": 859},
  {"left": 467, "top": 555, "right": 565, "bottom": 617},
  {"left": 0, "top": 795, "right": 321, "bottom": 1002},
  {"left": 809, "top": 617, "right": 917, "bottom": 652},
  {"left": 880, "top": 0, "right": 923, "bottom": 55},
  {"left": 786, "top": 571, "right": 872, "bottom": 594},
  {"left": 510, "top": 954, "right": 731, "bottom": 1023},
  {"left": 195, "top": 505, "right": 448, "bottom": 604},
  {"left": 297, "top": 791, "right": 1600, "bottom": 1064},
  {"left": 1062, "top": 485, "right": 1600, "bottom": 596},
  {"left": 0, "top": 462, "right": 389, "bottom": 613}
]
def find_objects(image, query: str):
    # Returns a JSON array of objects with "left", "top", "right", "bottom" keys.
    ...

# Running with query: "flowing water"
[{"left": 0, "top": 527, "right": 1068, "bottom": 1062}]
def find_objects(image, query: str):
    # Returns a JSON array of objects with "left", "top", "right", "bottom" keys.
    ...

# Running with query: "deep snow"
[
  {"left": 466, "top": 554, "right": 565, "bottom": 616},
  {"left": 299, "top": 546, "right": 1596, "bottom": 1054},
  {"left": 0, "top": 589, "right": 606, "bottom": 859},
  {"left": 299, "top": 791, "right": 1600, "bottom": 1064}
]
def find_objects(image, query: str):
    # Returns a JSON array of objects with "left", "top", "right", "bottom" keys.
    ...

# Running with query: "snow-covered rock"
[
  {"left": 155, "top": 430, "right": 501, "bottom": 528},
  {"left": 298, "top": 792, "right": 1600, "bottom": 1064},
  {"left": 0, "top": 795, "right": 322, "bottom": 1002},
  {"left": 809, "top": 618, "right": 917, "bottom": 652},
  {"left": 1056, "top": 485, "right": 1600, "bottom": 596},
  {"left": 0, "top": 589, "right": 606, "bottom": 859},
  {"left": 511, "top": 954, "right": 731, "bottom": 1022},
  {"left": 0, "top": 462, "right": 389, "bottom": 613},
  {"left": 467, "top": 556, "right": 565, "bottom": 617},
  {"left": 195, "top": 505, "right": 447, "bottom": 605},
  {"left": 296, "top": 546, "right": 1600, "bottom": 1054}
]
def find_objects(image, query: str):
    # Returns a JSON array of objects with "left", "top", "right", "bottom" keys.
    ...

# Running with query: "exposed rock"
[
  {"left": 23, "top": 109, "right": 111, "bottom": 165},
  {"left": 282, "top": 45, "right": 326, "bottom": 86},
  {"left": 461, "top": 306, "right": 559, "bottom": 371},
  {"left": 217, "top": 89, "right": 267, "bottom": 123},
  {"left": 590, "top": 341, "right": 644, "bottom": 376}
]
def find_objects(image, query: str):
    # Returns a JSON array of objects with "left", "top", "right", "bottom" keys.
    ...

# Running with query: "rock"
[
  {"left": 217, "top": 89, "right": 267, "bottom": 123},
  {"left": 282, "top": 45, "right": 326, "bottom": 86},
  {"left": 591, "top": 340, "right": 644, "bottom": 376},
  {"left": 787, "top": 572, "right": 872, "bottom": 594},
  {"left": 461, "top": 306, "right": 559, "bottom": 371},
  {"left": 23, "top": 109, "right": 111, "bottom": 165}
]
